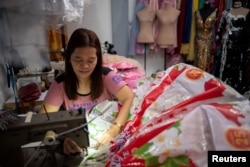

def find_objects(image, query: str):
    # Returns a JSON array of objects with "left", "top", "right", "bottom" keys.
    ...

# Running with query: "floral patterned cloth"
[{"left": 79, "top": 100, "right": 120, "bottom": 166}]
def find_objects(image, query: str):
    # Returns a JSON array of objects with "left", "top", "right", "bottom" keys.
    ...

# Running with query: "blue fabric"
[
  {"left": 226, "top": 0, "right": 233, "bottom": 9},
  {"left": 128, "top": 0, "right": 146, "bottom": 56},
  {"left": 182, "top": 0, "right": 193, "bottom": 43}
]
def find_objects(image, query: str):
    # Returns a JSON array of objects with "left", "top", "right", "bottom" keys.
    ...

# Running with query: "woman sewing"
[{"left": 39, "top": 28, "right": 134, "bottom": 154}]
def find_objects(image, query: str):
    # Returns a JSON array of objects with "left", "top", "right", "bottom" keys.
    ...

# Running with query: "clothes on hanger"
[
  {"left": 194, "top": 5, "right": 218, "bottom": 71},
  {"left": 216, "top": 6, "right": 250, "bottom": 94}
]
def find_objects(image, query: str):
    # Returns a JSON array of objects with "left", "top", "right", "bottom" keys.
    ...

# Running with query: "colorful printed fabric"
[
  {"left": 105, "top": 63, "right": 250, "bottom": 167},
  {"left": 79, "top": 63, "right": 250, "bottom": 167}
]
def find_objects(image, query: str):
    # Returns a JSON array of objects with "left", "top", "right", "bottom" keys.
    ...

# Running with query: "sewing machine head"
[
  {"left": 0, "top": 108, "right": 89, "bottom": 147},
  {"left": 0, "top": 108, "right": 89, "bottom": 167}
]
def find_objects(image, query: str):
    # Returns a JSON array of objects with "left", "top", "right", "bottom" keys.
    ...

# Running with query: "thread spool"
[{"left": 43, "top": 130, "right": 56, "bottom": 145}]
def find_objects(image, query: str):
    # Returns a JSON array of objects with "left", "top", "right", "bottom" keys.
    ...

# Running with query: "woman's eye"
[
  {"left": 73, "top": 58, "right": 81, "bottom": 62},
  {"left": 73, "top": 57, "right": 80, "bottom": 60}
]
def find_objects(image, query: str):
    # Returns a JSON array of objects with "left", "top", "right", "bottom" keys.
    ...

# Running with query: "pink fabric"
[
  {"left": 105, "top": 61, "right": 144, "bottom": 89},
  {"left": 111, "top": 62, "right": 138, "bottom": 71},
  {"left": 159, "top": 0, "right": 176, "bottom": 9},
  {"left": 119, "top": 70, "right": 144, "bottom": 88},
  {"left": 44, "top": 70, "right": 127, "bottom": 111},
  {"left": 165, "top": 53, "right": 183, "bottom": 68}
]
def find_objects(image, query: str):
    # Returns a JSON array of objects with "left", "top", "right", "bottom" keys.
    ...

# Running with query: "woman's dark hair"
[{"left": 64, "top": 28, "right": 103, "bottom": 100}]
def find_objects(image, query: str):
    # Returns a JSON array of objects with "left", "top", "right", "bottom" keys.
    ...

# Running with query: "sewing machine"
[{"left": 0, "top": 108, "right": 89, "bottom": 167}]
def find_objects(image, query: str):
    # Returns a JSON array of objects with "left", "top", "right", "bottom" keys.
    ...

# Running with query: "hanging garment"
[
  {"left": 182, "top": 0, "right": 193, "bottom": 43},
  {"left": 216, "top": 8, "right": 250, "bottom": 94},
  {"left": 148, "top": 0, "right": 158, "bottom": 53},
  {"left": 179, "top": 0, "right": 193, "bottom": 56},
  {"left": 194, "top": 8, "right": 218, "bottom": 71},
  {"left": 175, "top": 0, "right": 186, "bottom": 54},
  {"left": 199, "top": 0, "right": 205, "bottom": 9},
  {"left": 181, "top": 0, "right": 199, "bottom": 61},
  {"left": 128, "top": 0, "right": 147, "bottom": 56}
]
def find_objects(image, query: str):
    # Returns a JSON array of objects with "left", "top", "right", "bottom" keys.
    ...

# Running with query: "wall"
[{"left": 67, "top": 0, "right": 113, "bottom": 44}]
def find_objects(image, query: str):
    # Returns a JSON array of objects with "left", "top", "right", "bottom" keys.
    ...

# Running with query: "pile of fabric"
[
  {"left": 102, "top": 53, "right": 145, "bottom": 89},
  {"left": 80, "top": 63, "right": 250, "bottom": 167}
]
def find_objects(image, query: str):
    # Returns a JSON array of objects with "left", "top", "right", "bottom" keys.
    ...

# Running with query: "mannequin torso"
[
  {"left": 156, "top": 3, "right": 180, "bottom": 48},
  {"left": 230, "top": 0, "right": 249, "bottom": 16},
  {"left": 136, "top": 5, "right": 156, "bottom": 43},
  {"left": 230, "top": 7, "right": 249, "bottom": 16}
]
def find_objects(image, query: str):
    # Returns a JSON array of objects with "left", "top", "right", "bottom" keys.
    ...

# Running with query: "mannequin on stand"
[
  {"left": 194, "top": 0, "right": 218, "bottom": 72},
  {"left": 216, "top": 0, "right": 250, "bottom": 94},
  {"left": 136, "top": 5, "right": 156, "bottom": 43},
  {"left": 156, "top": 2, "right": 180, "bottom": 50},
  {"left": 136, "top": 5, "right": 156, "bottom": 71}
]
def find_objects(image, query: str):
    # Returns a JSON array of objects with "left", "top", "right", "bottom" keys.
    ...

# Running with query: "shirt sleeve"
[
  {"left": 104, "top": 70, "right": 127, "bottom": 96},
  {"left": 43, "top": 81, "right": 64, "bottom": 107}
]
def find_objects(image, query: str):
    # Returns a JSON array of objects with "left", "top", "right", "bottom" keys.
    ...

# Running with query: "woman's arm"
[
  {"left": 113, "top": 85, "right": 134, "bottom": 126},
  {"left": 38, "top": 80, "right": 64, "bottom": 114},
  {"left": 39, "top": 103, "right": 60, "bottom": 113},
  {"left": 94, "top": 85, "right": 134, "bottom": 149}
]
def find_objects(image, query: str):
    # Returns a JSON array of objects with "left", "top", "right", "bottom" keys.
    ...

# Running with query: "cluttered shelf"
[
  {"left": 15, "top": 69, "right": 55, "bottom": 79},
  {"left": 4, "top": 90, "right": 47, "bottom": 111}
]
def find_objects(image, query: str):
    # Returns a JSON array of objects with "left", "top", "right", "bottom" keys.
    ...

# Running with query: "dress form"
[
  {"left": 136, "top": 5, "right": 156, "bottom": 43},
  {"left": 156, "top": 3, "right": 180, "bottom": 48},
  {"left": 230, "top": 5, "right": 249, "bottom": 16}
]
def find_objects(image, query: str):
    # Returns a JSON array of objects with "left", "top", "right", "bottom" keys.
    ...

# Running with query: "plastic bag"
[{"left": 43, "top": 0, "right": 92, "bottom": 27}]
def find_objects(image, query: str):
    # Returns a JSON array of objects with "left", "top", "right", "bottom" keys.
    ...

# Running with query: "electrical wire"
[{"left": 24, "top": 141, "right": 44, "bottom": 167}]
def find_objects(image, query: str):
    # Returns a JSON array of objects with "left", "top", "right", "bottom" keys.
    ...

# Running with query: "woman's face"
[{"left": 70, "top": 46, "right": 98, "bottom": 80}]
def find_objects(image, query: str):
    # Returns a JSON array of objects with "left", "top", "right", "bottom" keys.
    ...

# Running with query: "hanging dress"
[
  {"left": 216, "top": 8, "right": 250, "bottom": 94},
  {"left": 194, "top": 8, "right": 218, "bottom": 71}
]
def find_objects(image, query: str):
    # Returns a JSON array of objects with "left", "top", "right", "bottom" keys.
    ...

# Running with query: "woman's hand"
[
  {"left": 93, "top": 85, "right": 133, "bottom": 150},
  {"left": 63, "top": 137, "right": 83, "bottom": 155},
  {"left": 94, "top": 123, "right": 122, "bottom": 149}
]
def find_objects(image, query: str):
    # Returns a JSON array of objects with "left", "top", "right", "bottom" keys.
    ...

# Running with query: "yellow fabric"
[
  {"left": 180, "top": 43, "right": 189, "bottom": 54},
  {"left": 186, "top": 1, "right": 199, "bottom": 61},
  {"left": 194, "top": 0, "right": 199, "bottom": 10}
]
